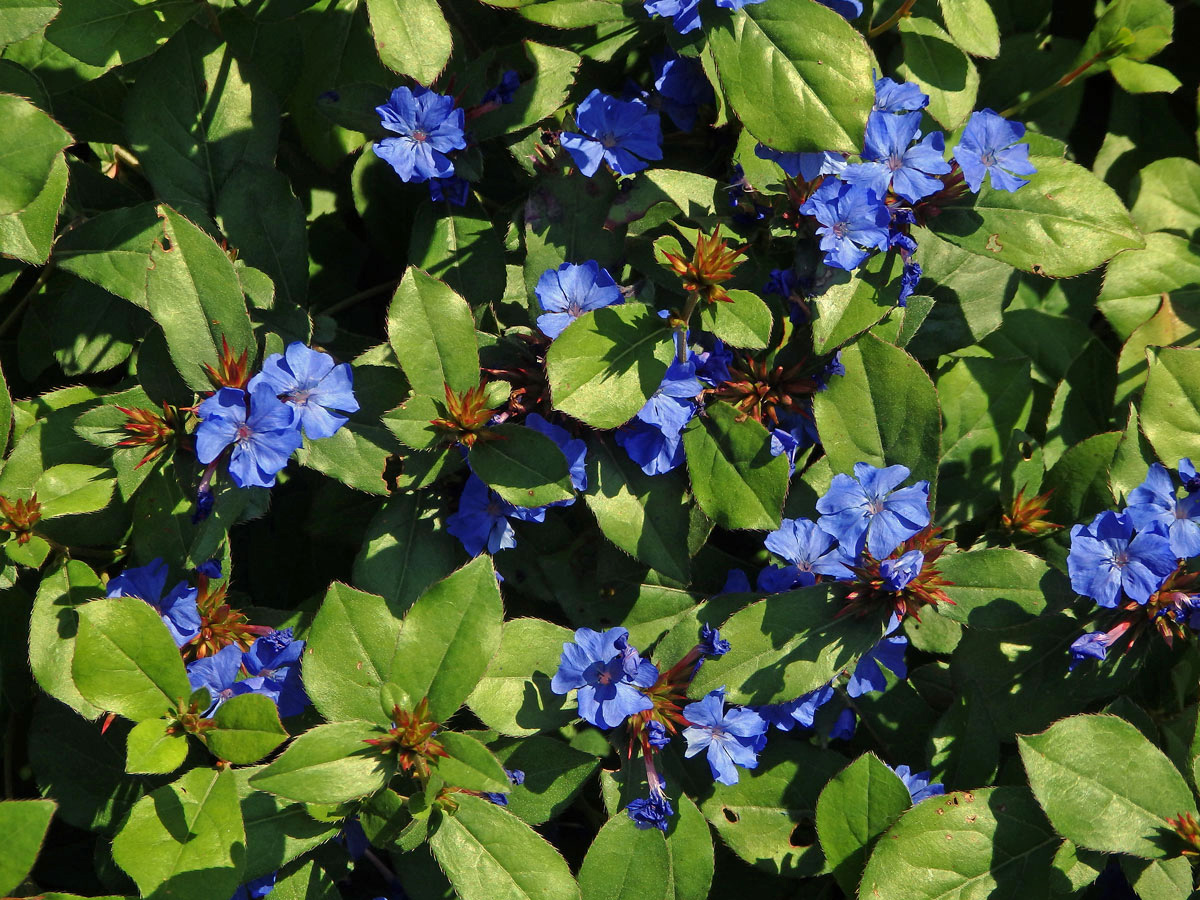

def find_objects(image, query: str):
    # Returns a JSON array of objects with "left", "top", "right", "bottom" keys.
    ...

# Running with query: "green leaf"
[
  {"left": 409, "top": 199, "right": 507, "bottom": 310},
  {"left": 125, "top": 718, "right": 188, "bottom": 775},
  {"left": 815, "top": 753, "right": 912, "bottom": 896},
  {"left": 364, "top": 0, "right": 451, "bottom": 86},
  {"left": 250, "top": 721, "right": 397, "bottom": 804},
  {"left": 0, "top": 799, "right": 56, "bottom": 897},
  {"left": 579, "top": 814, "right": 670, "bottom": 900},
  {"left": 1043, "top": 431, "right": 1122, "bottom": 526},
  {"left": 811, "top": 250, "right": 903, "bottom": 355},
  {"left": 434, "top": 732, "right": 510, "bottom": 793},
  {"left": 813, "top": 333, "right": 942, "bottom": 490},
  {"left": 467, "top": 617, "right": 574, "bottom": 738},
  {"left": 705, "top": 0, "right": 874, "bottom": 153},
  {"left": 1141, "top": 347, "right": 1200, "bottom": 467},
  {"left": 208, "top": 693, "right": 289, "bottom": 765},
  {"left": 390, "top": 554, "right": 504, "bottom": 722},
  {"left": 896, "top": 16, "right": 979, "bottom": 128},
  {"left": 72, "top": 596, "right": 192, "bottom": 722},
  {"left": 683, "top": 400, "right": 788, "bottom": 531},
  {"left": 689, "top": 584, "right": 884, "bottom": 705},
  {"left": 469, "top": 423, "right": 574, "bottom": 507},
  {"left": 546, "top": 302, "right": 675, "bottom": 429},
  {"left": 471, "top": 41, "right": 582, "bottom": 140},
  {"left": 1129, "top": 157, "right": 1200, "bottom": 238},
  {"left": 488, "top": 735, "right": 601, "bottom": 826},
  {"left": 0, "top": 146, "right": 67, "bottom": 264},
  {"left": 1120, "top": 856, "right": 1192, "bottom": 900},
  {"left": 928, "top": 156, "right": 1145, "bottom": 278},
  {"left": 305, "top": 582, "right": 402, "bottom": 726},
  {"left": 858, "top": 787, "right": 1058, "bottom": 900},
  {"left": 270, "top": 859, "right": 340, "bottom": 900},
  {"left": 1078, "top": 0, "right": 1173, "bottom": 71},
  {"left": 29, "top": 557, "right": 104, "bottom": 718},
  {"left": 0, "top": 0, "right": 59, "bottom": 46},
  {"left": 45, "top": 0, "right": 197, "bottom": 67},
  {"left": 935, "top": 548, "right": 1062, "bottom": 628},
  {"left": 584, "top": 436, "right": 692, "bottom": 582},
  {"left": 1018, "top": 714, "right": 1197, "bottom": 859},
  {"left": 235, "top": 770, "right": 340, "bottom": 882},
  {"left": 698, "top": 289, "right": 772, "bottom": 349},
  {"left": 112, "top": 767, "right": 245, "bottom": 900},
  {"left": 145, "top": 205, "right": 256, "bottom": 392},
  {"left": 430, "top": 794, "right": 582, "bottom": 900},
  {"left": 387, "top": 267, "right": 480, "bottom": 397},
  {"left": 293, "top": 422, "right": 395, "bottom": 495},
  {"left": 34, "top": 463, "right": 116, "bottom": 518},
  {"left": 938, "top": 0, "right": 1000, "bottom": 57},
  {"left": 1110, "top": 57, "right": 1181, "bottom": 93},
  {"left": 0, "top": 92, "right": 70, "bottom": 217}
]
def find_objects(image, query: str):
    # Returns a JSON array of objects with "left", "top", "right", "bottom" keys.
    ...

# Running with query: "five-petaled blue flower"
[
  {"left": 373, "top": 86, "right": 467, "bottom": 183},
  {"left": 816, "top": 463, "right": 931, "bottom": 560},
  {"left": 615, "top": 355, "right": 703, "bottom": 475},
  {"left": 446, "top": 474, "right": 546, "bottom": 556},
  {"left": 652, "top": 50, "right": 714, "bottom": 132},
  {"left": 1067, "top": 510, "right": 1176, "bottom": 607},
  {"left": 626, "top": 791, "right": 674, "bottom": 831},
  {"left": 196, "top": 384, "right": 304, "bottom": 489},
  {"left": 799, "top": 180, "right": 890, "bottom": 270},
  {"left": 843, "top": 111, "right": 951, "bottom": 203},
  {"left": 551, "top": 627, "right": 658, "bottom": 729},
  {"left": 953, "top": 109, "right": 1036, "bottom": 192},
  {"left": 873, "top": 75, "right": 929, "bottom": 114},
  {"left": 682, "top": 688, "right": 768, "bottom": 785},
  {"left": 764, "top": 517, "right": 855, "bottom": 588},
  {"left": 535, "top": 261, "right": 623, "bottom": 339},
  {"left": 1125, "top": 463, "right": 1200, "bottom": 560},
  {"left": 249, "top": 343, "right": 359, "bottom": 441},
  {"left": 892, "top": 765, "right": 945, "bottom": 803},
  {"left": 106, "top": 558, "right": 201, "bottom": 647},
  {"left": 561, "top": 90, "right": 663, "bottom": 177}
]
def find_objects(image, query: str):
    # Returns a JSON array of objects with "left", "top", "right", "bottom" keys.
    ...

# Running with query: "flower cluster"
[{"left": 1067, "top": 460, "right": 1200, "bottom": 666}]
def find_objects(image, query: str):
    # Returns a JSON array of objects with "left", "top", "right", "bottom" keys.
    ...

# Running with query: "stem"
[
  {"left": 675, "top": 294, "right": 701, "bottom": 362},
  {"left": 0, "top": 262, "right": 55, "bottom": 339},
  {"left": 999, "top": 55, "right": 1099, "bottom": 118},
  {"left": 319, "top": 279, "right": 400, "bottom": 317},
  {"left": 362, "top": 848, "right": 397, "bottom": 886},
  {"left": 868, "top": 0, "right": 915, "bottom": 38}
]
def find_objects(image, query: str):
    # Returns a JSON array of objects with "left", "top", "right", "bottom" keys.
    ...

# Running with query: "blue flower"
[
  {"left": 482, "top": 69, "right": 520, "bottom": 105},
  {"left": 643, "top": 0, "right": 702, "bottom": 34},
  {"left": 1067, "top": 511, "right": 1176, "bottom": 608},
  {"left": 242, "top": 629, "right": 309, "bottom": 718},
  {"left": 535, "top": 261, "right": 623, "bottom": 339},
  {"left": 758, "top": 683, "right": 835, "bottom": 732},
  {"left": 614, "top": 418, "right": 687, "bottom": 475},
  {"left": 229, "top": 872, "right": 277, "bottom": 900},
  {"left": 764, "top": 517, "right": 856, "bottom": 586},
  {"left": 880, "top": 549, "right": 925, "bottom": 592},
  {"left": 524, "top": 413, "right": 587, "bottom": 494},
  {"left": 817, "top": 0, "right": 862, "bottom": 18},
  {"left": 816, "top": 351, "right": 845, "bottom": 388},
  {"left": 694, "top": 337, "right": 733, "bottom": 385},
  {"left": 700, "top": 624, "right": 730, "bottom": 657},
  {"left": 829, "top": 706, "right": 857, "bottom": 740},
  {"left": 755, "top": 144, "right": 847, "bottom": 182},
  {"left": 373, "top": 86, "right": 467, "bottom": 183},
  {"left": 627, "top": 792, "right": 674, "bottom": 831},
  {"left": 682, "top": 688, "right": 768, "bottom": 785},
  {"left": 768, "top": 412, "right": 819, "bottom": 476},
  {"left": 428, "top": 175, "right": 470, "bottom": 206},
  {"left": 1180, "top": 458, "right": 1200, "bottom": 494},
  {"left": 551, "top": 627, "right": 657, "bottom": 729},
  {"left": 842, "top": 111, "right": 950, "bottom": 203},
  {"left": 646, "top": 720, "right": 671, "bottom": 748},
  {"left": 721, "top": 569, "right": 752, "bottom": 593},
  {"left": 765, "top": 268, "right": 798, "bottom": 299},
  {"left": 446, "top": 475, "right": 546, "bottom": 556},
  {"left": 652, "top": 50, "right": 713, "bottom": 132},
  {"left": 1125, "top": 463, "right": 1200, "bottom": 559},
  {"left": 952, "top": 109, "right": 1036, "bottom": 192},
  {"left": 483, "top": 768, "right": 526, "bottom": 805},
  {"left": 196, "top": 559, "right": 222, "bottom": 579},
  {"left": 107, "top": 559, "right": 201, "bottom": 648},
  {"left": 873, "top": 75, "right": 929, "bottom": 113},
  {"left": 249, "top": 343, "right": 359, "bottom": 441},
  {"left": 799, "top": 180, "right": 890, "bottom": 270},
  {"left": 899, "top": 261, "right": 921, "bottom": 307},
  {"left": 847, "top": 632, "right": 907, "bottom": 697},
  {"left": 186, "top": 644, "right": 247, "bottom": 713},
  {"left": 561, "top": 90, "right": 663, "bottom": 177},
  {"left": 816, "top": 463, "right": 931, "bottom": 560},
  {"left": 892, "top": 765, "right": 944, "bottom": 804},
  {"left": 1069, "top": 631, "right": 1112, "bottom": 669},
  {"left": 615, "top": 355, "right": 702, "bottom": 475},
  {"left": 196, "top": 385, "right": 303, "bottom": 489}
]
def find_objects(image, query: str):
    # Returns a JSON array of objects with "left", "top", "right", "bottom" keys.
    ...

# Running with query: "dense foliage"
[{"left": 0, "top": 0, "right": 1198, "bottom": 898}]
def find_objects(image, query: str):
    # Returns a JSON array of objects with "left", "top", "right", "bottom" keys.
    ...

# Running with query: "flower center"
[
  {"left": 236, "top": 423, "right": 253, "bottom": 442},
  {"left": 867, "top": 497, "right": 886, "bottom": 515},
  {"left": 601, "top": 132, "right": 619, "bottom": 149},
  {"left": 981, "top": 150, "right": 998, "bottom": 167},
  {"left": 1111, "top": 549, "right": 1130, "bottom": 568},
  {"left": 887, "top": 153, "right": 904, "bottom": 171},
  {"left": 412, "top": 129, "right": 428, "bottom": 143},
  {"left": 832, "top": 221, "right": 850, "bottom": 239},
  {"left": 288, "top": 389, "right": 312, "bottom": 406},
  {"left": 566, "top": 300, "right": 583, "bottom": 318}
]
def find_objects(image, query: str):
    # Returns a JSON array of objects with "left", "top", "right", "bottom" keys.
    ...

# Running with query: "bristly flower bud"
[
  {"left": 1002, "top": 486, "right": 1059, "bottom": 536},
  {"left": 184, "top": 569, "right": 270, "bottom": 661},
  {"left": 1168, "top": 811, "right": 1200, "bottom": 856},
  {"left": 661, "top": 226, "right": 747, "bottom": 305},
  {"left": 203, "top": 336, "right": 252, "bottom": 391},
  {"left": 429, "top": 380, "right": 501, "bottom": 448},
  {"left": 840, "top": 526, "right": 956, "bottom": 621},
  {"left": 0, "top": 493, "right": 41, "bottom": 545},
  {"left": 364, "top": 697, "right": 449, "bottom": 776},
  {"left": 709, "top": 353, "right": 822, "bottom": 427},
  {"left": 115, "top": 402, "right": 181, "bottom": 469}
]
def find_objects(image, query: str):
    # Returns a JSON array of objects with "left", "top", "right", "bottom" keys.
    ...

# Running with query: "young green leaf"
[
  {"left": 125, "top": 718, "right": 188, "bottom": 775},
  {"left": 208, "top": 693, "right": 289, "bottom": 765},
  {"left": 386, "top": 267, "right": 481, "bottom": 397},
  {"left": 250, "top": 721, "right": 397, "bottom": 804},
  {"left": 0, "top": 799, "right": 56, "bottom": 897}
]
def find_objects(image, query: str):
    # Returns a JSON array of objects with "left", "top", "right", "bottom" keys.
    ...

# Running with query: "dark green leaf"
[
  {"left": 387, "top": 266, "right": 480, "bottom": 397},
  {"left": 469, "top": 423, "right": 573, "bottom": 508},
  {"left": 0, "top": 799, "right": 56, "bottom": 897},
  {"left": 434, "top": 732, "right": 510, "bottom": 793},
  {"left": 45, "top": 0, "right": 197, "bottom": 67},
  {"left": 0, "top": 92, "right": 70, "bottom": 216},
  {"left": 579, "top": 814, "right": 670, "bottom": 900}
]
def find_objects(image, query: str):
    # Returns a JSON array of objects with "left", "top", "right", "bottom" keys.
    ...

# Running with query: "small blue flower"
[
  {"left": 483, "top": 768, "right": 526, "bottom": 805},
  {"left": 446, "top": 475, "right": 546, "bottom": 557},
  {"left": 186, "top": 644, "right": 246, "bottom": 714},
  {"left": 829, "top": 706, "right": 857, "bottom": 740},
  {"left": 1067, "top": 511, "right": 1176, "bottom": 608},
  {"left": 646, "top": 720, "right": 671, "bottom": 748},
  {"left": 652, "top": 50, "right": 713, "bottom": 132},
  {"left": 428, "top": 175, "right": 470, "bottom": 206},
  {"left": 535, "top": 261, "right": 623, "bottom": 339},
  {"left": 482, "top": 69, "right": 520, "bottom": 105},
  {"left": 765, "top": 268, "right": 798, "bottom": 299},
  {"left": 816, "top": 463, "right": 931, "bottom": 560},
  {"left": 755, "top": 144, "right": 847, "bottom": 182},
  {"left": 758, "top": 683, "right": 835, "bottom": 732},
  {"left": 229, "top": 872, "right": 277, "bottom": 900},
  {"left": 1125, "top": 463, "right": 1200, "bottom": 559},
  {"left": 196, "top": 559, "right": 222, "bottom": 579},
  {"left": 196, "top": 385, "right": 303, "bottom": 489},
  {"left": 1069, "top": 631, "right": 1111, "bottom": 669},
  {"left": 614, "top": 418, "right": 687, "bottom": 476},
  {"left": 644, "top": 0, "right": 765, "bottom": 34},
  {"left": 892, "top": 765, "right": 945, "bottom": 804},
  {"left": 764, "top": 517, "right": 855, "bottom": 586},
  {"left": 374, "top": 86, "right": 467, "bottom": 183},
  {"left": 898, "top": 261, "right": 921, "bottom": 307},
  {"left": 700, "top": 624, "right": 730, "bottom": 657},
  {"left": 847, "top": 631, "right": 907, "bottom": 697},
  {"left": 816, "top": 0, "right": 862, "bottom": 18},
  {"left": 249, "top": 343, "right": 359, "bottom": 441},
  {"left": 524, "top": 413, "right": 587, "bottom": 494},
  {"left": 551, "top": 627, "right": 658, "bottom": 729},
  {"left": 106, "top": 558, "right": 201, "bottom": 648},
  {"left": 1180, "top": 458, "right": 1200, "bottom": 494},
  {"left": 799, "top": 180, "right": 890, "bottom": 271},
  {"left": 842, "top": 111, "right": 950, "bottom": 203},
  {"left": 880, "top": 549, "right": 925, "bottom": 592},
  {"left": 953, "top": 109, "right": 1036, "bottom": 193},
  {"left": 873, "top": 75, "right": 929, "bottom": 114},
  {"left": 682, "top": 688, "right": 768, "bottom": 785},
  {"left": 561, "top": 90, "right": 663, "bottom": 177},
  {"left": 242, "top": 628, "right": 309, "bottom": 718},
  {"left": 615, "top": 355, "right": 703, "bottom": 475},
  {"left": 626, "top": 792, "right": 674, "bottom": 831}
]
